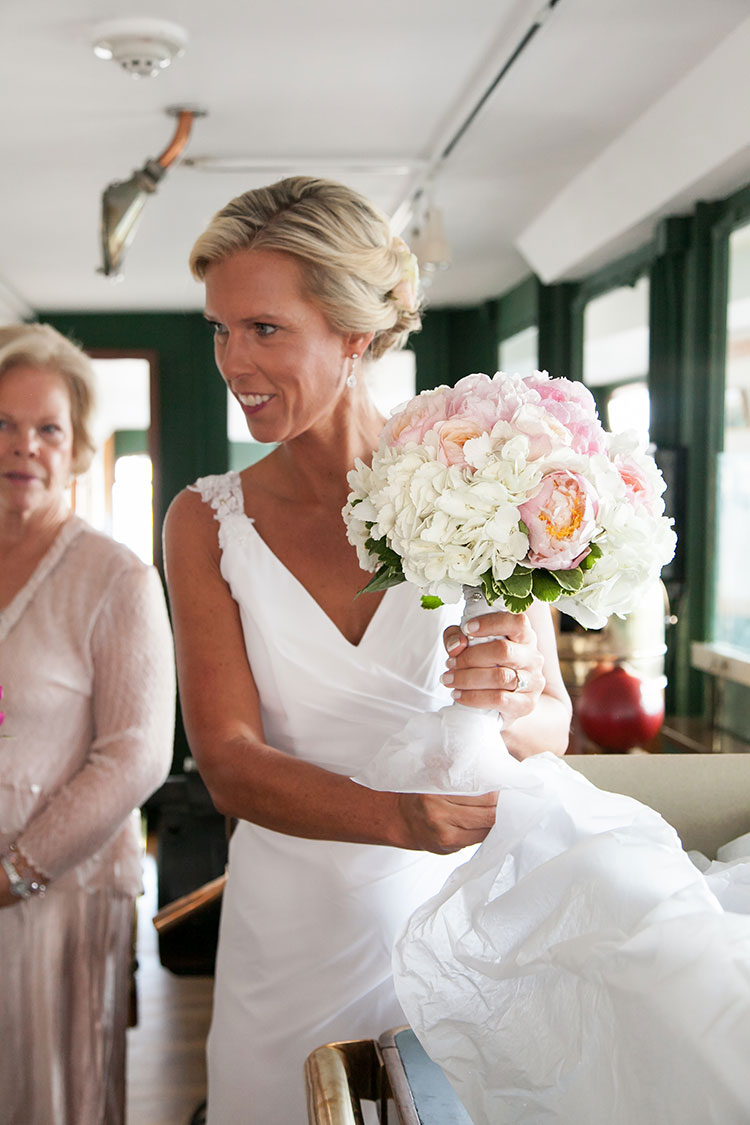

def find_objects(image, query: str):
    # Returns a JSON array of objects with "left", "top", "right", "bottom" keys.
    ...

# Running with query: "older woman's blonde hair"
[
  {"left": 0, "top": 323, "right": 96, "bottom": 474},
  {"left": 190, "top": 176, "right": 422, "bottom": 360}
]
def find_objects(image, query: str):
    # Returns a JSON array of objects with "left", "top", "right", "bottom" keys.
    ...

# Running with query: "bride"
[{"left": 163, "top": 175, "right": 572, "bottom": 1123}]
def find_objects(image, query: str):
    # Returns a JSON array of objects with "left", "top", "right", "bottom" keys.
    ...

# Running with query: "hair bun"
[{"left": 387, "top": 237, "right": 421, "bottom": 316}]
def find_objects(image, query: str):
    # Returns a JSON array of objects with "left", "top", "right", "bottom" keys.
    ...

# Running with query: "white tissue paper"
[
  {"left": 703, "top": 858, "right": 750, "bottom": 915},
  {"left": 718, "top": 830, "right": 750, "bottom": 863},
  {"left": 392, "top": 750, "right": 750, "bottom": 1125},
  {"left": 689, "top": 832, "right": 750, "bottom": 914}
]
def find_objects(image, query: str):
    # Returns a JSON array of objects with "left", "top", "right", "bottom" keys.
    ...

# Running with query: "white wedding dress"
[{"left": 192, "top": 473, "right": 467, "bottom": 1125}]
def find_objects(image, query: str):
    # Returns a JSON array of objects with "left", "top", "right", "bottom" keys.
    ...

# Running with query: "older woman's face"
[{"left": 0, "top": 364, "right": 75, "bottom": 519}]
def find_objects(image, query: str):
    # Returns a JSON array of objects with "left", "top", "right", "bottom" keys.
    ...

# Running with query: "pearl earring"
[{"left": 346, "top": 353, "right": 359, "bottom": 389}]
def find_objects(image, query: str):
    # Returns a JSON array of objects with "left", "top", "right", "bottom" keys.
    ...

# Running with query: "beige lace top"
[{"left": 0, "top": 516, "right": 175, "bottom": 896}]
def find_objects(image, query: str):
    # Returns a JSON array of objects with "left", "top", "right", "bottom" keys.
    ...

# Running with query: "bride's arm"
[
  {"left": 163, "top": 489, "right": 497, "bottom": 854},
  {"left": 442, "top": 602, "right": 572, "bottom": 760}
]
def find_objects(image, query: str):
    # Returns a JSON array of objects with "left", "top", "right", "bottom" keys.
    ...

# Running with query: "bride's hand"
[
  {"left": 396, "top": 790, "right": 498, "bottom": 854},
  {"left": 442, "top": 610, "right": 545, "bottom": 725}
]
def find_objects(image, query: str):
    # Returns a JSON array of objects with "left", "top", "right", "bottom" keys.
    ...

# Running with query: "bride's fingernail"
[
  {"left": 446, "top": 635, "right": 462, "bottom": 652},
  {"left": 464, "top": 620, "right": 480, "bottom": 634},
  {"left": 441, "top": 672, "right": 454, "bottom": 685},
  {"left": 446, "top": 657, "right": 456, "bottom": 669},
  {"left": 451, "top": 689, "right": 462, "bottom": 699}
]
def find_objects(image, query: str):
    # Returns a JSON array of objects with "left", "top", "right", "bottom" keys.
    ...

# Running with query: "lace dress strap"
[{"left": 189, "top": 472, "right": 245, "bottom": 523}]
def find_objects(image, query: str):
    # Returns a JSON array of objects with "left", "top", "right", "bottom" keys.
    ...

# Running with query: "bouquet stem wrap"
[{"left": 352, "top": 586, "right": 509, "bottom": 795}]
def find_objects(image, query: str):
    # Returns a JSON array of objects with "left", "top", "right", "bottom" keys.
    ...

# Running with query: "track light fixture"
[
  {"left": 98, "top": 106, "right": 206, "bottom": 278},
  {"left": 410, "top": 194, "right": 452, "bottom": 282}
]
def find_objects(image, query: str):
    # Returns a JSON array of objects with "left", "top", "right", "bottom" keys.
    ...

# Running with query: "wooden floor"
[{"left": 127, "top": 853, "right": 214, "bottom": 1125}]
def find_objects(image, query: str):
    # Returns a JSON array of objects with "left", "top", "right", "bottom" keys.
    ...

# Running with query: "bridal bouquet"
[
  {"left": 344, "top": 369, "right": 675, "bottom": 629},
  {"left": 343, "top": 369, "right": 675, "bottom": 794}
]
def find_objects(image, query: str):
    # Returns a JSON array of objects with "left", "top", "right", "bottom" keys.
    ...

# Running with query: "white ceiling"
[{"left": 2, "top": 0, "right": 750, "bottom": 320}]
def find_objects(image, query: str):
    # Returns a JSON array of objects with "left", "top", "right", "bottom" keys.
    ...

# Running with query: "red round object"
[{"left": 577, "top": 664, "right": 664, "bottom": 751}]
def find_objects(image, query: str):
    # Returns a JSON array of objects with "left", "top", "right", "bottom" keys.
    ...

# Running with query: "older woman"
[
  {"left": 164, "top": 176, "right": 571, "bottom": 1123},
  {"left": 0, "top": 324, "right": 175, "bottom": 1124}
]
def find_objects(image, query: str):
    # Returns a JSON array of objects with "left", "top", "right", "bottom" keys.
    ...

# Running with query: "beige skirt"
[{"left": 0, "top": 887, "right": 133, "bottom": 1125}]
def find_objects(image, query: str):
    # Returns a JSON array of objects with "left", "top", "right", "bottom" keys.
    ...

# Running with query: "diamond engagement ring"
[{"left": 514, "top": 669, "right": 530, "bottom": 692}]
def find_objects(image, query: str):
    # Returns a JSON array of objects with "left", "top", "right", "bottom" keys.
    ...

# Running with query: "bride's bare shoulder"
[{"left": 163, "top": 483, "right": 220, "bottom": 554}]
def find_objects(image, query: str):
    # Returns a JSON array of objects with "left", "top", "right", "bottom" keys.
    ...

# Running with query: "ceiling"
[{"left": 2, "top": 0, "right": 750, "bottom": 321}]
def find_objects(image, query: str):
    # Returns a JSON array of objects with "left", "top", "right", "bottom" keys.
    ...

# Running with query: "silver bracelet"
[{"left": 1, "top": 848, "right": 47, "bottom": 899}]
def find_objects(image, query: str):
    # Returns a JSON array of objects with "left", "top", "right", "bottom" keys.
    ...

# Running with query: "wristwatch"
[{"left": 0, "top": 851, "right": 47, "bottom": 899}]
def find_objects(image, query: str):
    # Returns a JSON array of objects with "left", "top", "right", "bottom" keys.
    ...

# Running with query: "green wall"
[{"left": 412, "top": 301, "right": 498, "bottom": 388}]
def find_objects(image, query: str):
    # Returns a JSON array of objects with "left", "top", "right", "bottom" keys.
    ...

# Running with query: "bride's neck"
[{"left": 275, "top": 408, "right": 384, "bottom": 507}]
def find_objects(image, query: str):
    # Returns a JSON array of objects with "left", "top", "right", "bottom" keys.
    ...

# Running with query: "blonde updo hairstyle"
[
  {"left": 0, "top": 323, "right": 96, "bottom": 474},
  {"left": 190, "top": 176, "right": 422, "bottom": 361}
]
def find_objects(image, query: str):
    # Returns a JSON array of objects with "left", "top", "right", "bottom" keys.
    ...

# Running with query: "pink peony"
[
  {"left": 432, "top": 418, "right": 487, "bottom": 467},
  {"left": 383, "top": 374, "right": 506, "bottom": 452},
  {"left": 523, "top": 372, "right": 608, "bottom": 456},
  {"left": 447, "top": 374, "right": 508, "bottom": 432},
  {"left": 520, "top": 471, "right": 599, "bottom": 570},
  {"left": 615, "top": 458, "right": 660, "bottom": 513},
  {"left": 382, "top": 388, "right": 451, "bottom": 447}
]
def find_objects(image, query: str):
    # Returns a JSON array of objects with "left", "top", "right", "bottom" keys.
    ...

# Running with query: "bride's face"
[{"left": 204, "top": 247, "right": 356, "bottom": 444}]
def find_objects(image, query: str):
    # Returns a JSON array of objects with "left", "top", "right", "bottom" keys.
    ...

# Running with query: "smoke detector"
[{"left": 92, "top": 17, "right": 188, "bottom": 79}]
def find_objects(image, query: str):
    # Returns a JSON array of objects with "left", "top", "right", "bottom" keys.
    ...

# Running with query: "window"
[
  {"left": 606, "top": 382, "right": 650, "bottom": 436},
  {"left": 72, "top": 357, "right": 153, "bottom": 564},
  {"left": 582, "top": 277, "right": 650, "bottom": 438},
  {"left": 498, "top": 326, "right": 539, "bottom": 377},
  {"left": 713, "top": 221, "right": 750, "bottom": 653},
  {"left": 365, "top": 348, "right": 416, "bottom": 417}
]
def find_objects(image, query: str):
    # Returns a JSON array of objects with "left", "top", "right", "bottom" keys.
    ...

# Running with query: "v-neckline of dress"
[
  {"left": 0, "top": 516, "right": 83, "bottom": 643},
  {"left": 237, "top": 512, "right": 393, "bottom": 651}
]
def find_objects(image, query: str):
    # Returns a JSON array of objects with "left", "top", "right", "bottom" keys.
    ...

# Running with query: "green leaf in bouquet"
[
  {"left": 580, "top": 543, "right": 602, "bottom": 571},
  {"left": 364, "top": 535, "right": 403, "bottom": 570},
  {"left": 480, "top": 570, "right": 504, "bottom": 605},
  {"left": 420, "top": 595, "right": 444, "bottom": 609},
  {"left": 479, "top": 570, "right": 532, "bottom": 612},
  {"left": 501, "top": 566, "right": 533, "bottom": 598},
  {"left": 531, "top": 569, "right": 564, "bottom": 602},
  {"left": 358, "top": 564, "right": 405, "bottom": 596},
  {"left": 550, "top": 566, "right": 585, "bottom": 593},
  {"left": 500, "top": 591, "right": 534, "bottom": 613}
]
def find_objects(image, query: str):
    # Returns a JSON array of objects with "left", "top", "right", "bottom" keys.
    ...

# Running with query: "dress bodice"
[{"left": 192, "top": 471, "right": 459, "bottom": 775}]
